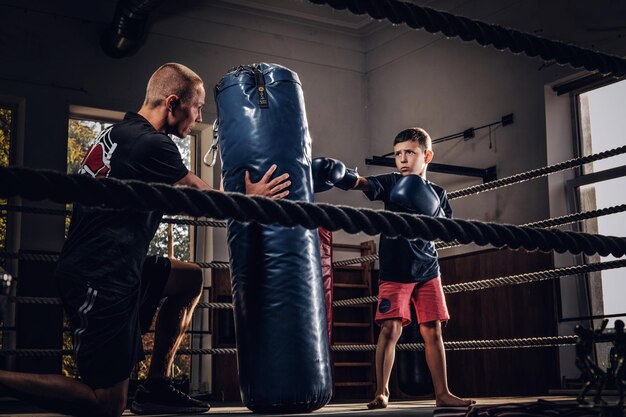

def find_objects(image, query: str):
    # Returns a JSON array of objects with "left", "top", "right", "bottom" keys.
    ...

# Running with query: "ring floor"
[{"left": 0, "top": 396, "right": 595, "bottom": 417}]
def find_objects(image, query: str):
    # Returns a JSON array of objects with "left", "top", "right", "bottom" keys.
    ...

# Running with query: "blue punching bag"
[{"left": 216, "top": 63, "right": 332, "bottom": 413}]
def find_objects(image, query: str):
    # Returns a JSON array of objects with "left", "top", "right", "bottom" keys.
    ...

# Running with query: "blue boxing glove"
[
  {"left": 311, "top": 157, "right": 359, "bottom": 193},
  {"left": 389, "top": 174, "right": 442, "bottom": 216}
]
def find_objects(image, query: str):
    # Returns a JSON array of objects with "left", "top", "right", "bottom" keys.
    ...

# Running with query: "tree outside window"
[{"left": 0, "top": 106, "right": 14, "bottom": 347}]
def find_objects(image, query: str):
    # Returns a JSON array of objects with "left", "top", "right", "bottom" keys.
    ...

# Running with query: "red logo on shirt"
[{"left": 79, "top": 126, "right": 117, "bottom": 178}]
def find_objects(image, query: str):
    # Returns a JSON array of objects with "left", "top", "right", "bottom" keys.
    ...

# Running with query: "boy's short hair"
[{"left": 393, "top": 127, "right": 432, "bottom": 151}]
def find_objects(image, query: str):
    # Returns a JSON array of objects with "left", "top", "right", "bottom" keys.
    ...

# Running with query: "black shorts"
[{"left": 58, "top": 256, "right": 171, "bottom": 389}]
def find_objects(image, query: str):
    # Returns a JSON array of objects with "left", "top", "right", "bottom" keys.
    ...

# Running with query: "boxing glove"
[
  {"left": 311, "top": 157, "right": 358, "bottom": 192},
  {"left": 389, "top": 174, "right": 442, "bottom": 216}
]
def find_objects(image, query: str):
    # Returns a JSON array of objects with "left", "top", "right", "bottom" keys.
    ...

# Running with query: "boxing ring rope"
[
  {"left": 3, "top": 296, "right": 233, "bottom": 311},
  {"left": 331, "top": 259, "right": 626, "bottom": 307},
  {"left": 0, "top": 335, "right": 578, "bottom": 357},
  {"left": 3, "top": 143, "right": 624, "bottom": 222},
  {"left": 308, "top": 0, "right": 626, "bottom": 78},
  {"left": 3, "top": 202, "right": 626, "bottom": 265},
  {"left": 2, "top": 200, "right": 625, "bottom": 310},
  {"left": 2, "top": 167, "right": 626, "bottom": 257},
  {"left": 435, "top": 204, "right": 626, "bottom": 251},
  {"left": 5, "top": 258, "right": 626, "bottom": 310},
  {"left": 0, "top": 204, "right": 227, "bottom": 229},
  {"left": 1, "top": 149, "right": 624, "bottom": 361},
  {"left": 0, "top": 3, "right": 623, "bottom": 402},
  {"left": 447, "top": 145, "right": 626, "bottom": 200},
  {"left": 0, "top": 250, "right": 231, "bottom": 271}
]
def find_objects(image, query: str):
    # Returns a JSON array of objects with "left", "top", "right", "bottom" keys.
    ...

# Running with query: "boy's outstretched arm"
[
  {"left": 311, "top": 157, "right": 359, "bottom": 192},
  {"left": 353, "top": 176, "right": 371, "bottom": 191}
]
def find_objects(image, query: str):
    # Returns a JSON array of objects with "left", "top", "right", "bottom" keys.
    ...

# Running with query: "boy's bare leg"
[
  {"left": 420, "top": 321, "right": 474, "bottom": 407},
  {"left": 148, "top": 259, "right": 203, "bottom": 378},
  {"left": 0, "top": 370, "right": 128, "bottom": 417},
  {"left": 368, "top": 319, "right": 402, "bottom": 409}
]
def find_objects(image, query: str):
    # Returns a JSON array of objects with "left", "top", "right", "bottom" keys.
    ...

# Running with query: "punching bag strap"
[
  {"left": 252, "top": 64, "right": 269, "bottom": 109},
  {"left": 203, "top": 86, "right": 221, "bottom": 167}
]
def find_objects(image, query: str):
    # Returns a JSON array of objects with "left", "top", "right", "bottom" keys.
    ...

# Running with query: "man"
[{"left": 0, "top": 63, "right": 290, "bottom": 416}]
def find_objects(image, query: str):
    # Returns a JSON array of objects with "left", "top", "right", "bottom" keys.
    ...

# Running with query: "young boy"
[{"left": 312, "top": 127, "right": 473, "bottom": 409}]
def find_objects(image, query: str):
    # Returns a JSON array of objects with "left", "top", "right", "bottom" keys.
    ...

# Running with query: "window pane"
[
  {"left": 579, "top": 79, "right": 626, "bottom": 171},
  {"left": 67, "top": 119, "right": 113, "bottom": 174},
  {"left": 0, "top": 106, "right": 13, "bottom": 268},
  {"left": 147, "top": 134, "right": 195, "bottom": 261},
  {"left": 582, "top": 177, "right": 626, "bottom": 326},
  {"left": 0, "top": 106, "right": 13, "bottom": 346},
  {"left": 578, "top": 79, "right": 626, "bottom": 327},
  {"left": 66, "top": 119, "right": 115, "bottom": 237}
]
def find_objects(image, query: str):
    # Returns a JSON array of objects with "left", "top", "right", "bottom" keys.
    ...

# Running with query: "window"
[
  {"left": 575, "top": 79, "right": 626, "bottom": 327},
  {"left": 0, "top": 103, "right": 15, "bottom": 347},
  {"left": 65, "top": 108, "right": 200, "bottom": 379},
  {"left": 0, "top": 104, "right": 15, "bottom": 269},
  {"left": 147, "top": 134, "right": 196, "bottom": 262},
  {"left": 66, "top": 114, "right": 196, "bottom": 261}
]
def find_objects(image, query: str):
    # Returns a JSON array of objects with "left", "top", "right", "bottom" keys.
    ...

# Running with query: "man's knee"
[
  {"left": 93, "top": 381, "right": 128, "bottom": 417},
  {"left": 164, "top": 259, "right": 204, "bottom": 298},
  {"left": 180, "top": 263, "right": 203, "bottom": 297},
  {"left": 97, "top": 401, "right": 125, "bottom": 417}
]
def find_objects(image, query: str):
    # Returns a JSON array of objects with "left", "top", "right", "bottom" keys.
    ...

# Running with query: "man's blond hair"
[{"left": 143, "top": 63, "right": 203, "bottom": 108}]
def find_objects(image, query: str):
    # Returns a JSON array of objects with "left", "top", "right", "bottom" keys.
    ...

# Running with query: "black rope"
[
  {"left": 0, "top": 250, "right": 59, "bottom": 263},
  {"left": 11, "top": 258, "right": 626, "bottom": 308},
  {"left": 436, "top": 204, "right": 626, "bottom": 251},
  {"left": 2, "top": 166, "right": 626, "bottom": 258},
  {"left": 0, "top": 336, "right": 578, "bottom": 357},
  {"left": 332, "top": 258, "right": 626, "bottom": 306},
  {"left": 448, "top": 145, "right": 626, "bottom": 199},
  {"left": 0, "top": 204, "right": 227, "bottom": 228},
  {"left": 444, "top": 258, "right": 626, "bottom": 294},
  {"left": 308, "top": 0, "right": 626, "bottom": 78},
  {"left": 519, "top": 204, "right": 626, "bottom": 229},
  {"left": 0, "top": 251, "right": 232, "bottom": 272}
]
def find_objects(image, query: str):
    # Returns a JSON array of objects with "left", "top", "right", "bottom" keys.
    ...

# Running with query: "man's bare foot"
[
  {"left": 435, "top": 392, "right": 475, "bottom": 407},
  {"left": 367, "top": 394, "right": 388, "bottom": 410}
]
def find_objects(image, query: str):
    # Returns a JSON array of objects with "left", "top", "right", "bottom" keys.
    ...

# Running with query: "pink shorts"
[{"left": 375, "top": 278, "right": 450, "bottom": 326}]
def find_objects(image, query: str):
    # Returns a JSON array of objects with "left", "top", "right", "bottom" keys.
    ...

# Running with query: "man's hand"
[{"left": 245, "top": 164, "right": 290, "bottom": 199}]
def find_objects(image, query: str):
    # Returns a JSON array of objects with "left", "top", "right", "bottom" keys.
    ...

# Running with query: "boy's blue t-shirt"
[{"left": 363, "top": 172, "right": 452, "bottom": 283}]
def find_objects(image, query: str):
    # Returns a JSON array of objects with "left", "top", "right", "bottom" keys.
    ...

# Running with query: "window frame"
[
  {"left": 0, "top": 101, "right": 18, "bottom": 257},
  {"left": 564, "top": 81, "right": 626, "bottom": 321}
]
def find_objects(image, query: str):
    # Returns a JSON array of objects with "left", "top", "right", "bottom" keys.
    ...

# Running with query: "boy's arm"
[
  {"left": 312, "top": 157, "right": 358, "bottom": 192},
  {"left": 353, "top": 176, "right": 372, "bottom": 191}
]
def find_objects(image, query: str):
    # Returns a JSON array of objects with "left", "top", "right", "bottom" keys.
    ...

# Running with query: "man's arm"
[
  {"left": 175, "top": 171, "right": 212, "bottom": 190},
  {"left": 174, "top": 165, "right": 290, "bottom": 199}
]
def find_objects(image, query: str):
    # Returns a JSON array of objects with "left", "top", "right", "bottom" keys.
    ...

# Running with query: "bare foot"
[
  {"left": 367, "top": 394, "right": 388, "bottom": 410},
  {"left": 435, "top": 392, "right": 475, "bottom": 407}
]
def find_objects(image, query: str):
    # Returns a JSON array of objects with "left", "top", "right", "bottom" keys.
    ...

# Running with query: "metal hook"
[{"left": 203, "top": 119, "right": 219, "bottom": 167}]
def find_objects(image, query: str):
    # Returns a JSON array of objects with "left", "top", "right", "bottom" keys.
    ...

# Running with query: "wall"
[
  {"left": 0, "top": 0, "right": 368, "bottom": 393},
  {"left": 1, "top": 0, "right": 591, "bottom": 393},
  {"left": 1, "top": 0, "right": 581, "bottom": 252},
  {"left": 0, "top": 0, "right": 369, "bottom": 255},
  {"left": 360, "top": 24, "right": 576, "bottom": 240}
]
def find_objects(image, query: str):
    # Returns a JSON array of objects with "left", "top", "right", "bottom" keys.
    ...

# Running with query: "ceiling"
[{"left": 213, "top": 0, "right": 626, "bottom": 57}]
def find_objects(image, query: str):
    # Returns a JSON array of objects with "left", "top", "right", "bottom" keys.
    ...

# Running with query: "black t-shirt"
[
  {"left": 56, "top": 112, "right": 188, "bottom": 286},
  {"left": 363, "top": 172, "right": 452, "bottom": 283}
]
